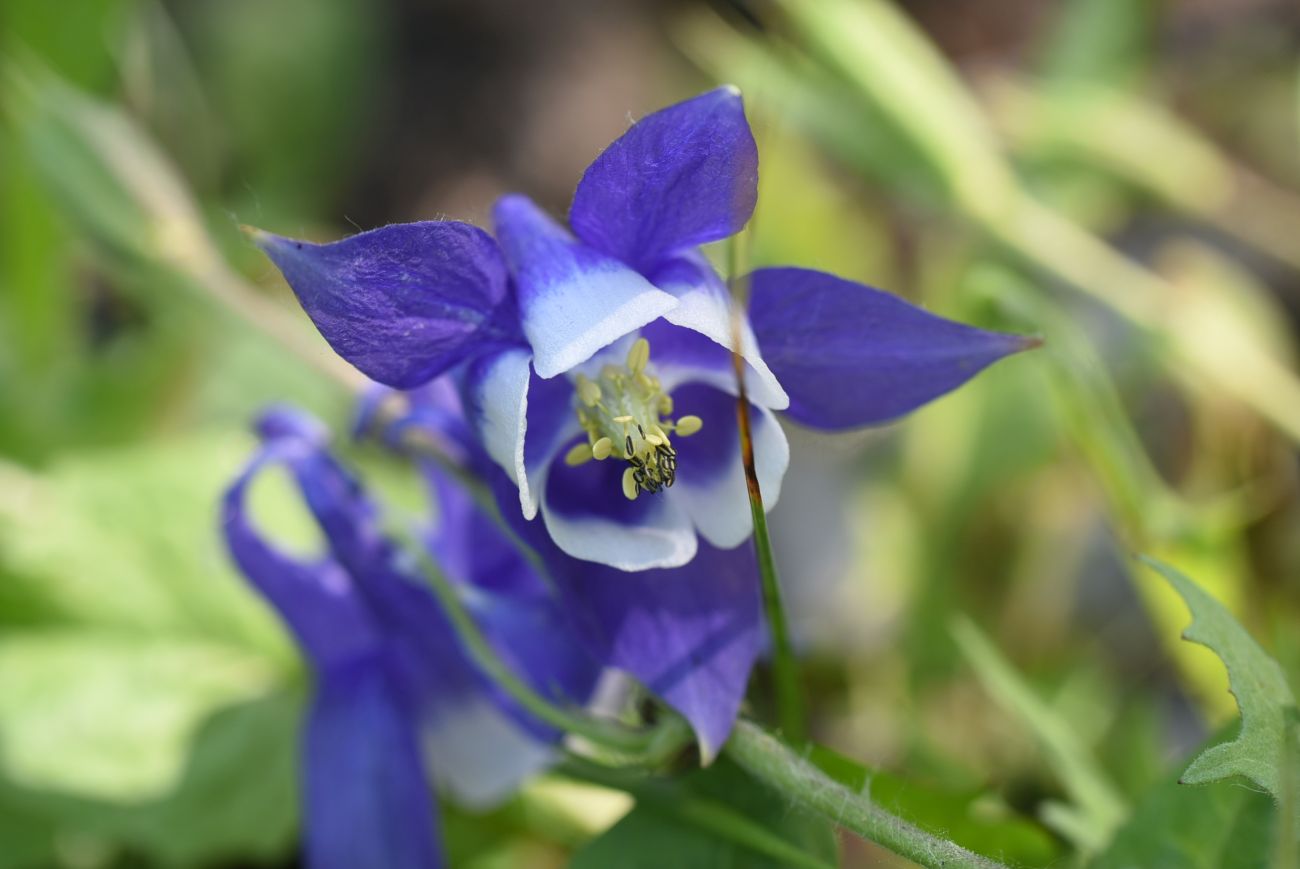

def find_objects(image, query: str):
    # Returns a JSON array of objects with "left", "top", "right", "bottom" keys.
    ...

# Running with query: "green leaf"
[
  {"left": 568, "top": 758, "right": 838, "bottom": 869},
  {"left": 0, "top": 433, "right": 318, "bottom": 863},
  {"left": 0, "top": 433, "right": 297, "bottom": 659},
  {"left": 0, "top": 629, "right": 276, "bottom": 801},
  {"left": 112, "top": 691, "right": 301, "bottom": 865},
  {"left": 0, "top": 691, "right": 302, "bottom": 868},
  {"left": 1091, "top": 768, "right": 1274, "bottom": 869},
  {"left": 953, "top": 616, "right": 1128, "bottom": 854},
  {"left": 1144, "top": 558, "right": 1300, "bottom": 807}
]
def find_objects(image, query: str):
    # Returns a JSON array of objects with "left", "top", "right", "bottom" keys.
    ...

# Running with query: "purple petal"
[
  {"left": 492, "top": 195, "right": 675, "bottom": 379},
  {"left": 748, "top": 267, "right": 1038, "bottom": 430},
  {"left": 645, "top": 255, "right": 788, "bottom": 409},
  {"left": 549, "top": 541, "right": 765, "bottom": 763},
  {"left": 228, "top": 406, "right": 597, "bottom": 808},
  {"left": 254, "top": 222, "right": 519, "bottom": 389},
  {"left": 569, "top": 87, "right": 759, "bottom": 269},
  {"left": 305, "top": 653, "right": 443, "bottom": 869},
  {"left": 667, "top": 383, "right": 789, "bottom": 550},
  {"left": 221, "top": 440, "right": 378, "bottom": 668},
  {"left": 355, "top": 379, "right": 482, "bottom": 471},
  {"left": 540, "top": 443, "right": 697, "bottom": 571},
  {"left": 424, "top": 463, "right": 545, "bottom": 599}
]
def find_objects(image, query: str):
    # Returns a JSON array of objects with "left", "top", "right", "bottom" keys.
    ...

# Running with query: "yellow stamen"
[
  {"left": 626, "top": 337, "right": 650, "bottom": 374},
  {"left": 576, "top": 375, "right": 602, "bottom": 407},
  {"left": 570, "top": 334, "right": 699, "bottom": 498},
  {"left": 565, "top": 442, "right": 594, "bottom": 466},
  {"left": 674, "top": 415, "right": 703, "bottom": 437}
]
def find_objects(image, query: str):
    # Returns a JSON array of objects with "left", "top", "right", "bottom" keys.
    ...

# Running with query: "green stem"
[
  {"left": 392, "top": 522, "right": 691, "bottom": 759},
  {"left": 561, "top": 758, "right": 837, "bottom": 869},
  {"left": 724, "top": 721, "right": 1012, "bottom": 869},
  {"left": 727, "top": 239, "right": 805, "bottom": 744}
]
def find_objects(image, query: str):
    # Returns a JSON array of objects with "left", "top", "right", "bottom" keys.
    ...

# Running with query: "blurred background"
[{"left": 1, "top": 0, "right": 1298, "bottom": 865}]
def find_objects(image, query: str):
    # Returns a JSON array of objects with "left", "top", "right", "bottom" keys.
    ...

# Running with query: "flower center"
[{"left": 565, "top": 337, "right": 703, "bottom": 501}]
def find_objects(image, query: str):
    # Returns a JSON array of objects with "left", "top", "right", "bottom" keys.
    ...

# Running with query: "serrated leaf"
[
  {"left": 569, "top": 758, "right": 837, "bottom": 869},
  {"left": 1144, "top": 557, "right": 1299, "bottom": 806}
]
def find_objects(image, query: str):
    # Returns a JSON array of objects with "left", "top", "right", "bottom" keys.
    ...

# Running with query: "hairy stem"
[{"left": 724, "top": 721, "right": 1012, "bottom": 869}]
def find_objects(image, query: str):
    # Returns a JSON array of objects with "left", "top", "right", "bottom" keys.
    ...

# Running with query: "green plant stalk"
[
  {"left": 723, "top": 721, "right": 1011, "bottom": 869},
  {"left": 952, "top": 617, "right": 1127, "bottom": 853},
  {"left": 765, "top": 0, "right": 1300, "bottom": 446},
  {"left": 561, "top": 757, "right": 838, "bottom": 869},
  {"left": 728, "top": 238, "right": 805, "bottom": 744},
  {"left": 392, "top": 522, "right": 691, "bottom": 759},
  {"left": 744, "top": 455, "right": 804, "bottom": 743}
]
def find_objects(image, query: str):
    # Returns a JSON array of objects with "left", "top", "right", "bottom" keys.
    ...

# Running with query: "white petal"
[
  {"left": 420, "top": 695, "right": 553, "bottom": 808},
  {"left": 672, "top": 400, "right": 789, "bottom": 550},
  {"left": 538, "top": 456, "right": 699, "bottom": 571},
  {"left": 653, "top": 255, "right": 789, "bottom": 409},
  {"left": 464, "top": 348, "right": 570, "bottom": 520}
]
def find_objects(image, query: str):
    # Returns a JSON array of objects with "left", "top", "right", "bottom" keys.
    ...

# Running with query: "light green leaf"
[
  {"left": 1144, "top": 557, "right": 1300, "bottom": 803},
  {"left": 0, "top": 433, "right": 297, "bottom": 659},
  {"left": 0, "top": 691, "right": 302, "bottom": 869},
  {"left": 0, "top": 629, "right": 276, "bottom": 801}
]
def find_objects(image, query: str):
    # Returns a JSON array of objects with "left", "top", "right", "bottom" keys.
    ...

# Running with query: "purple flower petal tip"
[
  {"left": 748, "top": 267, "right": 1039, "bottom": 431},
  {"left": 569, "top": 87, "right": 759, "bottom": 268},
  {"left": 253, "top": 222, "right": 518, "bottom": 389}
]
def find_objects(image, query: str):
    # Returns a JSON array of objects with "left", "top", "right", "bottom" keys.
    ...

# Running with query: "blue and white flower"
[
  {"left": 251, "top": 87, "right": 1035, "bottom": 574},
  {"left": 222, "top": 406, "right": 599, "bottom": 869}
]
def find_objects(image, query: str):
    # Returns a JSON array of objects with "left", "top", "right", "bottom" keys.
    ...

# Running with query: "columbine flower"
[
  {"left": 250, "top": 87, "right": 1035, "bottom": 573},
  {"left": 222, "top": 406, "right": 598, "bottom": 869}
]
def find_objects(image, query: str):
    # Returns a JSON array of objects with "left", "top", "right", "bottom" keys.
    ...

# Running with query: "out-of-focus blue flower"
[
  {"left": 222, "top": 405, "right": 599, "bottom": 869},
  {"left": 251, "top": 87, "right": 1034, "bottom": 573}
]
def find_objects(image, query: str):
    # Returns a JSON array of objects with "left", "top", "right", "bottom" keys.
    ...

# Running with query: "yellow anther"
[
  {"left": 570, "top": 334, "right": 681, "bottom": 497},
  {"left": 576, "top": 375, "right": 602, "bottom": 407},
  {"left": 674, "top": 415, "right": 703, "bottom": 437},
  {"left": 626, "top": 337, "right": 651, "bottom": 374},
  {"left": 565, "top": 442, "right": 594, "bottom": 466}
]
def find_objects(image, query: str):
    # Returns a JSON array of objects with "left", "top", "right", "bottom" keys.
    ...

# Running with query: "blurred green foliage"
[{"left": 1, "top": 0, "right": 1299, "bottom": 866}]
